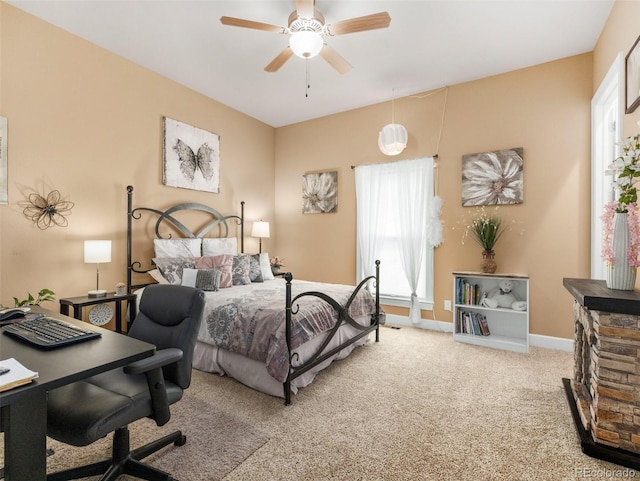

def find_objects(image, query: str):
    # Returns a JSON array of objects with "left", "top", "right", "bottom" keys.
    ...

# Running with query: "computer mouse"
[{"left": 0, "top": 307, "right": 30, "bottom": 322}]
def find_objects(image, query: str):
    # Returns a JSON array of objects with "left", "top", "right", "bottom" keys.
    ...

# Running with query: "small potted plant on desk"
[{"left": 270, "top": 257, "right": 285, "bottom": 276}]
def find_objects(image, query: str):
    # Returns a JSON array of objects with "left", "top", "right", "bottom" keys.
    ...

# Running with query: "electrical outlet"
[{"left": 444, "top": 300, "right": 452, "bottom": 311}]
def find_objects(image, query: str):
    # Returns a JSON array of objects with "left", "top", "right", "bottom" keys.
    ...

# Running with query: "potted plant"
[
  {"left": 601, "top": 133, "right": 640, "bottom": 290},
  {"left": 270, "top": 256, "right": 285, "bottom": 275},
  {"left": 463, "top": 206, "right": 509, "bottom": 273},
  {"left": 0, "top": 288, "right": 56, "bottom": 309}
]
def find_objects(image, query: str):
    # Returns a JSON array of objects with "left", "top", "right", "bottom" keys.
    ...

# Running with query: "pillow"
[
  {"left": 153, "top": 238, "right": 201, "bottom": 258},
  {"left": 152, "top": 257, "right": 196, "bottom": 285},
  {"left": 195, "top": 255, "right": 233, "bottom": 288},
  {"left": 246, "top": 254, "right": 264, "bottom": 283},
  {"left": 182, "top": 268, "right": 222, "bottom": 291},
  {"left": 202, "top": 237, "right": 238, "bottom": 256},
  {"left": 232, "top": 255, "right": 252, "bottom": 285},
  {"left": 260, "top": 252, "right": 275, "bottom": 281},
  {"left": 148, "top": 268, "right": 169, "bottom": 285}
]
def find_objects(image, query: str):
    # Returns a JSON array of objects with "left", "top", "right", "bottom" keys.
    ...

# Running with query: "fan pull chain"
[{"left": 306, "top": 58, "right": 311, "bottom": 98}]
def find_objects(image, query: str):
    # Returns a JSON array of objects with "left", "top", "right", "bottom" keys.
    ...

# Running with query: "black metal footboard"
[{"left": 283, "top": 260, "right": 381, "bottom": 405}]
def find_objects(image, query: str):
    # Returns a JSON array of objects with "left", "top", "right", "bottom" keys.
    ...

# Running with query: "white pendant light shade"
[
  {"left": 378, "top": 123, "right": 408, "bottom": 156},
  {"left": 289, "top": 31, "right": 323, "bottom": 59}
]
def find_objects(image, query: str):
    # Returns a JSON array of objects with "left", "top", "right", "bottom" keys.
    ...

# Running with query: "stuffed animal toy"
[{"left": 480, "top": 279, "right": 527, "bottom": 311}]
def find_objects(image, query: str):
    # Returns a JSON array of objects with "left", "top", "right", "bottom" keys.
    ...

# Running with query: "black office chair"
[{"left": 46, "top": 284, "right": 205, "bottom": 481}]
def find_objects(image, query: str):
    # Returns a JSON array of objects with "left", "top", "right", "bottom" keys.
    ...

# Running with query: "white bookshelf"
[{"left": 452, "top": 271, "right": 529, "bottom": 353}]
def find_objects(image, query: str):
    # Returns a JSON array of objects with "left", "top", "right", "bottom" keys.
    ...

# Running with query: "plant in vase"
[
  {"left": 601, "top": 133, "right": 640, "bottom": 290},
  {"left": 270, "top": 256, "right": 285, "bottom": 275},
  {"left": 462, "top": 206, "right": 510, "bottom": 273}
]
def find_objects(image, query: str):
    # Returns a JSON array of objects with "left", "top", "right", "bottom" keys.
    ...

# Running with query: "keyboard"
[{"left": 2, "top": 316, "right": 101, "bottom": 348}]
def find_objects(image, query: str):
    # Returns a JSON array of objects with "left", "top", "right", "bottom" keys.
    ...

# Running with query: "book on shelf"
[
  {"left": 456, "top": 279, "right": 484, "bottom": 306},
  {"left": 0, "top": 357, "right": 39, "bottom": 392},
  {"left": 455, "top": 310, "right": 490, "bottom": 336}
]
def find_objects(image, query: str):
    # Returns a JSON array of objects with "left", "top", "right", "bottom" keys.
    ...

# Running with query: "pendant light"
[{"left": 378, "top": 95, "right": 408, "bottom": 156}]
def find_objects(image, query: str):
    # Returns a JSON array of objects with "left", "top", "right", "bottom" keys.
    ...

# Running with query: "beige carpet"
[{"left": 2, "top": 325, "right": 630, "bottom": 480}]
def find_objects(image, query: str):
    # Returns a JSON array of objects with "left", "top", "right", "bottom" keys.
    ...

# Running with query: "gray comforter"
[{"left": 200, "top": 279, "right": 377, "bottom": 382}]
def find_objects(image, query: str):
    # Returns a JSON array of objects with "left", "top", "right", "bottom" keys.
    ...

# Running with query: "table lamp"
[
  {"left": 251, "top": 221, "right": 270, "bottom": 253},
  {"left": 84, "top": 240, "right": 111, "bottom": 298}
]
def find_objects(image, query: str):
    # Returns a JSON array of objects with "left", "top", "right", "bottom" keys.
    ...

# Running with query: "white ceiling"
[{"left": 7, "top": 0, "right": 614, "bottom": 128}]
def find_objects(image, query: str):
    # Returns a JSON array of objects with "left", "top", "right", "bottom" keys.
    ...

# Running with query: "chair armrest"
[
  {"left": 123, "top": 348, "right": 183, "bottom": 375},
  {"left": 123, "top": 348, "right": 184, "bottom": 426}
]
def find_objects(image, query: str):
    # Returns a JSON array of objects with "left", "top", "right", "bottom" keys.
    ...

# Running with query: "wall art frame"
[
  {"left": 0, "top": 116, "right": 7, "bottom": 204},
  {"left": 461, "top": 147, "right": 523, "bottom": 206},
  {"left": 302, "top": 170, "right": 338, "bottom": 214},
  {"left": 626, "top": 34, "right": 640, "bottom": 114},
  {"left": 163, "top": 116, "right": 220, "bottom": 193}
]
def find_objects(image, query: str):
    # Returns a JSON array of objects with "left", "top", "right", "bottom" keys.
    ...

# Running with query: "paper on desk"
[{"left": 0, "top": 357, "right": 39, "bottom": 392}]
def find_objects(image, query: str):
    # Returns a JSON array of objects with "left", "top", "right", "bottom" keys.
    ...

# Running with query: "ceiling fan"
[{"left": 220, "top": 0, "right": 391, "bottom": 74}]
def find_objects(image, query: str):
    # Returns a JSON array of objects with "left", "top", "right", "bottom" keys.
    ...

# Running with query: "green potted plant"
[
  {"left": 463, "top": 207, "right": 509, "bottom": 273},
  {"left": 0, "top": 288, "right": 56, "bottom": 309}
]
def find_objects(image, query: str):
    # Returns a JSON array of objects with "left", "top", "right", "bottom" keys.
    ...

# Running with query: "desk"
[
  {"left": 59, "top": 292, "right": 137, "bottom": 333},
  {"left": 0, "top": 307, "right": 154, "bottom": 481}
]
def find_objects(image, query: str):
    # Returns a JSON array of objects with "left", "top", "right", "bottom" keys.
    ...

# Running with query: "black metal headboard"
[{"left": 126, "top": 185, "right": 244, "bottom": 291}]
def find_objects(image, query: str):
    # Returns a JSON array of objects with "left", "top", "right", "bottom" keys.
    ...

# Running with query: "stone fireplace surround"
[{"left": 563, "top": 278, "right": 640, "bottom": 469}]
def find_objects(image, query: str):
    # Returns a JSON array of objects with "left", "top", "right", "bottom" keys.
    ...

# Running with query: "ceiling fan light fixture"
[
  {"left": 378, "top": 123, "right": 408, "bottom": 156},
  {"left": 289, "top": 31, "right": 323, "bottom": 59}
]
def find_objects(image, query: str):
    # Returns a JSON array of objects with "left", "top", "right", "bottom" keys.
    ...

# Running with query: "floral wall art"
[
  {"left": 461, "top": 147, "right": 524, "bottom": 206},
  {"left": 302, "top": 171, "right": 337, "bottom": 214},
  {"left": 163, "top": 117, "right": 220, "bottom": 193}
]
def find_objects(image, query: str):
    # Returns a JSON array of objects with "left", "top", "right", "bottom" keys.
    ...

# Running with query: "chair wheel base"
[{"left": 174, "top": 435, "right": 186, "bottom": 447}]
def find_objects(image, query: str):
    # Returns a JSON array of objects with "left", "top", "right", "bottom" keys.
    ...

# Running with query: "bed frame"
[{"left": 126, "top": 185, "right": 381, "bottom": 404}]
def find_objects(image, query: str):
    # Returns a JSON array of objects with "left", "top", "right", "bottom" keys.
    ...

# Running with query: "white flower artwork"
[
  {"left": 163, "top": 117, "right": 220, "bottom": 193},
  {"left": 461, "top": 147, "right": 524, "bottom": 206},
  {"left": 302, "top": 171, "right": 338, "bottom": 214}
]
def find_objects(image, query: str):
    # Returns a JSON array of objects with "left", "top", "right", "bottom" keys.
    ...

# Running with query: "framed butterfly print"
[{"left": 163, "top": 117, "right": 220, "bottom": 193}]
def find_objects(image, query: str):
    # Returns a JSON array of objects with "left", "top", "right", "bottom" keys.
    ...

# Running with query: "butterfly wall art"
[{"left": 163, "top": 117, "right": 220, "bottom": 193}]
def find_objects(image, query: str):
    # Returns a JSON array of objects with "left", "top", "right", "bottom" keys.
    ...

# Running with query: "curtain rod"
[{"left": 350, "top": 154, "right": 438, "bottom": 170}]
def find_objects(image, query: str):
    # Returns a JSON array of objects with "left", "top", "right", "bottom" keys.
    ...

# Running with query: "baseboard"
[{"left": 384, "top": 314, "right": 574, "bottom": 352}]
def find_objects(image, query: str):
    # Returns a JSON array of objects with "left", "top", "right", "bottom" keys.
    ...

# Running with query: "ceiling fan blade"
[
  {"left": 295, "top": 0, "right": 315, "bottom": 19},
  {"left": 319, "top": 45, "right": 352, "bottom": 74},
  {"left": 265, "top": 48, "right": 294, "bottom": 72},
  {"left": 327, "top": 12, "right": 391, "bottom": 36},
  {"left": 220, "top": 16, "right": 285, "bottom": 33}
]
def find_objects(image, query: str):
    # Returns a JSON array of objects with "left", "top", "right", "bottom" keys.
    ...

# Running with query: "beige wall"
[
  {"left": 0, "top": 5, "right": 275, "bottom": 318},
  {"left": 593, "top": 0, "right": 640, "bottom": 137},
  {"left": 276, "top": 54, "right": 593, "bottom": 339},
  {"left": 4, "top": 1, "right": 638, "bottom": 341}
]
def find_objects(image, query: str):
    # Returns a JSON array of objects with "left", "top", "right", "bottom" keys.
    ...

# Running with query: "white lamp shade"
[
  {"left": 84, "top": 240, "right": 112, "bottom": 263},
  {"left": 251, "top": 221, "right": 270, "bottom": 239},
  {"left": 289, "top": 31, "right": 323, "bottom": 59},
  {"left": 378, "top": 123, "right": 408, "bottom": 156}
]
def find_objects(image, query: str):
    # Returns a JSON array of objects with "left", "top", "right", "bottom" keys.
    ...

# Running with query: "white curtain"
[{"left": 355, "top": 157, "right": 440, "bottom": 324}]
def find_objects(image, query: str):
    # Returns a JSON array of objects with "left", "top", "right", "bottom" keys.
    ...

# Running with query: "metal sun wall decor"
[
  {"left": 163, "top": 117, "right": 220, "bottom": 193},
  {"left": 22, "top": 189, "right": 75, "bottom": 229},
  {"left": 461, "top": 147, "right": 524, "bottom": 206},
  {"left": 302, "top": 171, "right": 338, "bottom": 214}
]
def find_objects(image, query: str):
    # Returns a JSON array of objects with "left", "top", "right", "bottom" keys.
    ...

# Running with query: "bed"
[{"left": 126, "top": 186, "right": 382, "bottom": 404}]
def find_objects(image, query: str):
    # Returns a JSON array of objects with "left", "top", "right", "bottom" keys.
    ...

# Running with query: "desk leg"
[
  {"left": 59, "top": 304, "right": 69, "bottom": 316},
  {"left": 128, "top": 297, "right": 137, "bottom": 331},
  {"left": 115, "top": 300, "right": 123, "bottom": 333},
  {"left": 1, "top": 392, "right": 47, "bottom": 480},
  {"left": 73, "top": 306, "right": 82, "bottom": 320}
]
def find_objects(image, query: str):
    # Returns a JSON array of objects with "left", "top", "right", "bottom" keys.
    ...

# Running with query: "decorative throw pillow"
[
  {"left": 248, "top": 254, "right": 264, "bottom": 282},
  {"left": 152, "top": 257, "right": 196, "bottom": 285},
  {"left": 153, "top": 238, "right": 201, "bottom": 258},
  {"left": 232, "top": 255, "right": 252, "bottom": 285},
  {"left": 181, "top": 268, "right": 222, "bottom": 291},
  {"left": 194, "top": 254, "right": 233, "bottom": 288},
  {"left": 202, "top": 237, "right": 238, "bottom": 256},
  {"left": 148, "top": 268, "right": 170, "bottom": 285},
  {"left": 260, "top": 252, "right": 275, "bottom": 281}
]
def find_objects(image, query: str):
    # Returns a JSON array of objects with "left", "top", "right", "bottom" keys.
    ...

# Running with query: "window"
[{"left": 355, "top": 157, "right": 439, "bottom": 323}]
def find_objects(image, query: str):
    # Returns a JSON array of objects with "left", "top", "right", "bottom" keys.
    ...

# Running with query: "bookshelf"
[{"left": 453, "top": 271, "right": 529, "bottom": 353}]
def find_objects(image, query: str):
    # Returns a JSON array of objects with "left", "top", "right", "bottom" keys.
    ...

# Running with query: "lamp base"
[{"left": 88, "top": 289, "right": 107, "bottom": 298}]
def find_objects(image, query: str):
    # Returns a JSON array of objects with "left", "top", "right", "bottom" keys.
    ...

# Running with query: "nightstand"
[{"left": 59, "top": 292, "right": 137, "bottom": 333}]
